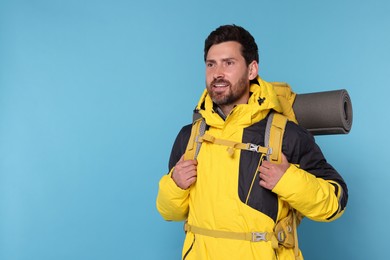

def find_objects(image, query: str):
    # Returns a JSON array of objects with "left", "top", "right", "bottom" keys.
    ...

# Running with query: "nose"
[{"left": 213, "top": 66, "right": 225, "bottom": 79}]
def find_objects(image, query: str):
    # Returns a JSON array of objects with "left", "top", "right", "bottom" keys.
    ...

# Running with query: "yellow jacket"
[{"left": 157, "top": 77, "right": 347, "bottom": 260}]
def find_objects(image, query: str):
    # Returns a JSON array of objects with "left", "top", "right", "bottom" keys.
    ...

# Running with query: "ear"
[{"left": 248, "top": 61, "right": 259, "bottom": 80}]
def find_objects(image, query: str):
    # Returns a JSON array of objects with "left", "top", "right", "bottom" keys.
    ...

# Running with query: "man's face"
[{"left": 205, "top": 41, "right": 257, "bottom": 110}]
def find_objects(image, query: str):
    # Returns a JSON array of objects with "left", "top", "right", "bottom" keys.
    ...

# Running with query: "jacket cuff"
[
  {"left": 272, "top": 165, "right": 340, "bottom": 221},
  {"left": 272, "top": 164, "right": 317, "bottom": 202},
  {"left": 272, "top": 164, "right": 304, "bottom": 198},
  {"left": 159, "top": 170, "right": 190, "bottom": 197}
]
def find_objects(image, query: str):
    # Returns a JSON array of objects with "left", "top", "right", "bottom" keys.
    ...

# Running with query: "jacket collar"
[{"left": 196, "top": 76, "right": 283, "bottom": 128}]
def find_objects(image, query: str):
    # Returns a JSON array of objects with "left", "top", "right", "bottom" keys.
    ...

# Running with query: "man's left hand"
[{"left": 258, "top": 153, "right": 290, "bottom": 190}]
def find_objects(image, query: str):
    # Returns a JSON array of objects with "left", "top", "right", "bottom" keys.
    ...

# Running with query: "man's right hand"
[{"left": 171, "top": 155, "right": 198, "bottom": 190}]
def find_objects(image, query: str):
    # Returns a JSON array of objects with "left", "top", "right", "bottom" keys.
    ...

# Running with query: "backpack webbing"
[
  {"left": 265, "top": 112, "right": 288, "bottom": 164},
  {"left": 184, "top": 111, "right": 287, "bottom": 162},
  {"left": 183, "top": 117, "right": 206, "bottom": 160},
  {"left": 266, "top": 112, "right": 301, "bottom": 258}
]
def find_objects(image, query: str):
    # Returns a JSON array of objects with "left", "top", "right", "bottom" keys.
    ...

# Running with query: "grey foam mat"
[{"left": 293, "top": 89, "right": 353, "bottom": 135}]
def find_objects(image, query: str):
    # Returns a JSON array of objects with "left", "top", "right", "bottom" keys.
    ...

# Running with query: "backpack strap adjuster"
[
  {"left": 251, "top": 232, "right": 268, "bottom": 242},
  {"left": 248, "top": 143, "right": 260, "bottom": 152}
]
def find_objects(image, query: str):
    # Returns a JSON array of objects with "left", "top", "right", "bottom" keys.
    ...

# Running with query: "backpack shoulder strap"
[
  {"left": 183, "top": 115, "right": 206, "bottom": 161},
  {"left": 265, "top": 112, "right": 288, "bottom": 164},
  {"left": 266, "top": 111, "right": 303, "bottom": 258}
]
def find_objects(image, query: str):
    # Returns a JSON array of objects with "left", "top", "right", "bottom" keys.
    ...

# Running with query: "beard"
[{"left": 207, "top": 75, "right": 250, "bottom": 107}]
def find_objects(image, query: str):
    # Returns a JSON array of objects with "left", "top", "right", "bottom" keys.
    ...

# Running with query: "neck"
[{"left": 219, "top": 105, "right": 235, "bottom": 117}]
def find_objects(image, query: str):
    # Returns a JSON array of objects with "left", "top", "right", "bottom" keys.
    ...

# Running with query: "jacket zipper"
[
  {"left": 245, "top": 154, "right": 265, "bottom": 204},
  {"left": 183, "top": 235, "right": 195, "bottom": 260}
]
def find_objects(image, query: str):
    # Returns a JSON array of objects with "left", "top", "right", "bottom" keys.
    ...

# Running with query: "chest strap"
[
  {"left": 198, "top": 133, "right": 271, "bottom": 156},
  {"left": 184, "top": 223, "right": 278, "bottom": 248}
]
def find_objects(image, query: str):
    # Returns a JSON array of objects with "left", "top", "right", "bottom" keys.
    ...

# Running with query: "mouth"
[{"left": 212, "top": 80, "right": 230, "bottom": 92}]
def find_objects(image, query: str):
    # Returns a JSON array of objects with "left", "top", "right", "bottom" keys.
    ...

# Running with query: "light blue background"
[{"left": 1, "top": 0, "right": 389, "bottom": 259}]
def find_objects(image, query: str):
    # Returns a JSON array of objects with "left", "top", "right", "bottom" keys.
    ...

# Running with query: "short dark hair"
[{"left": 204, "top": 25, "right": 259, "bottom": 65}]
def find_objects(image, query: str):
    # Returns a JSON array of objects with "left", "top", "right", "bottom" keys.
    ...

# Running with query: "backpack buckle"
[
  {"left": 249, "top": 144, "right": 260, "bottom": 152},
  {"left": 251, "top": 232, "right": 267, "bottom": 242}
]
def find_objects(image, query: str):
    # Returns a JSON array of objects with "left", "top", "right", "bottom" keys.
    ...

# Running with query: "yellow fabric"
[
  {"left": 183, "top": 118, "right": 204, "bottom": 160},
  {"left": 272, "top": 165, "right": 342, "bottom": 221},
  {"left": 268, "top": 113, "right": 287, "bottom": 163},
  {"left": 156, "top": 171, "right": 189, "bottom": 221},
  {"left": 184, "top": 223, "right": 277, "bottom": 244},
  {"left": 156, "top": 76, "right": 342, "bottom": 260},
  {"left": 269, "top": 82, "right": 298, "bottom": 124},
  {"left": 198, "top": 133, "right": 270, "bottom": 156},
  {"left": 195, "top": 77, "right": 284, "bottom": 129}
]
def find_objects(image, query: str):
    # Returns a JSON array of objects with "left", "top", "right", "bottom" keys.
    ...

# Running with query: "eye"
[
  {"left": 206, "top": 62, "right": 214, "bottom": 68},
  {"left": 226, "top": 60, "right": 234, "bottom": 66}
]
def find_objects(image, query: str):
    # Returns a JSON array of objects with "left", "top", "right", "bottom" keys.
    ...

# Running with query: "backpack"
[
  {"left": 183, "top": 82, "right": 302, "bottom": 258},
  {"left": 184, "top": 82, "right": 296, "bottom": 162}
]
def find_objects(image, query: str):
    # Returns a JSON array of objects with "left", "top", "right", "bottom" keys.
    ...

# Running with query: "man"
[{"left": 156, "top": 25, "right": 348, "bottom": 260}]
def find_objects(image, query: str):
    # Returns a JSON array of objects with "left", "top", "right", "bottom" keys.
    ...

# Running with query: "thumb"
[
  {"left": 281, "top": 153, "right": 290, "bottom": 165},
  {"left": 175, "top": 154, "right": 185, "bottom": 165},
  {"left": 281, "top": 153, "right": 287, "bottom": 162}
]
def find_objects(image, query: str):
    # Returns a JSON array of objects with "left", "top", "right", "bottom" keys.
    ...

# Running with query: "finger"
[
  {"left": 176, "top": 157, "right": 197, "bottom": 168},
  {"left": 259, "top": 179, "right": 265, "bottom": 187},
  {"left": 261, "top": 159, "right": 271, "bottom": 169},
  {"left": 180, "top": 160, "right": 198, "bottom": 170},
  {"left": 184, "top": 165, "right": 198, "bottom": 176},
  {"left": 280, "top": 153, "right": 290, "bottom": 172},
  {"left": 259, "top": 170, "right": 267, "bottom": 181},
  {"left": 187, "top": 175, "right": 197, "bottom": 183},
  {"left": 182, "top": 173, "right": 197, "bottom": 189},
  {"left": 259, "top": 164, "right": 270, "bottom": 174},
  {"left": 259, "top": 179, "right": 271, "bottom": 190},
  {"left": 281, "top": 153, "right": 288, "bottom": 164},
  {"left": 176, "top": 155, "right": 185, "bottom": 166}
]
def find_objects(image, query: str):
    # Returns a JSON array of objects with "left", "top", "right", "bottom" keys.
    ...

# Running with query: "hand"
[
  {"left": 171, "top": 155, "right": 198, "bottom": 190},
  {"left": 258, "top": 153, "right": 290, "bottom": 190}
]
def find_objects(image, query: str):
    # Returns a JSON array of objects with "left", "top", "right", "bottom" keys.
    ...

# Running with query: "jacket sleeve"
[
  {"left": 272, "top": 121, "right": 348, "bottom": 222},
  {"left": 156, "top": 124, "right": 192, "bottom": 221},
  {"left": 156, "top": 171, "right": 190, "bottom": 221}
]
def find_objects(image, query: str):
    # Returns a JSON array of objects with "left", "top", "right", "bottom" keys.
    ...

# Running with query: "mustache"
[{"left": 211, "top": 79, "right": 231, "bottom": 85}]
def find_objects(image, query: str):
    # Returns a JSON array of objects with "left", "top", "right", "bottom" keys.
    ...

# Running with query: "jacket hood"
[{"left": 195, "top": 76, "right": 283, "bottom": 128}]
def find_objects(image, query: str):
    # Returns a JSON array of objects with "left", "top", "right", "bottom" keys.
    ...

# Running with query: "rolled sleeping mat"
[{"left": 293, "top": 89, "right": 353, "bottom": 135}]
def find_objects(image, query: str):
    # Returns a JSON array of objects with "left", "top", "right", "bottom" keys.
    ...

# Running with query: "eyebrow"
[{"left": 206, "top": 57, "right": 237, "bottom": 63}]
